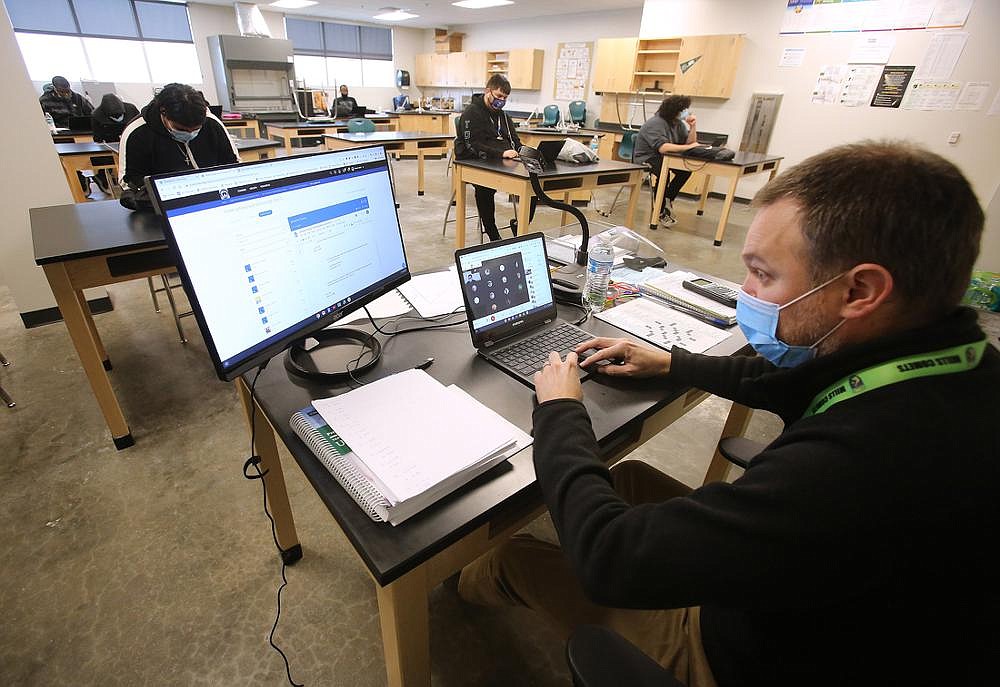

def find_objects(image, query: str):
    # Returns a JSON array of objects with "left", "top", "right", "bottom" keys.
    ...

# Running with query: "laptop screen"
[{"left": 456, "top": 234, "right": 555, "bottom": 340}]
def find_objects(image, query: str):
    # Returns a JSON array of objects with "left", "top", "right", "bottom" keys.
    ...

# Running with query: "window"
[
  {"left": 7, "top": 0, "right": 193, "bottom": 42},
  {"left": 286, "top": 17, "right": 393, "bottom": 88}
]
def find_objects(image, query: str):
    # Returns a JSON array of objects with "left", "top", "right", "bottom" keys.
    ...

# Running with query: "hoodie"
[
  {"left": 454, "top": 93, "right": 522, "bottom": 161},
  {"left": 91, "top": 94, "right": 140, "bottom": 143}
]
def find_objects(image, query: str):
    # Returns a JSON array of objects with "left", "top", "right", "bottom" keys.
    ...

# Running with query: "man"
[
  {"left": 119, "top": 83, "right": 238, "bottom": 191},
  {"left": 333, "top": 84, "right": 359, "bottom": 117},
  {"left": 91, "top": 94, "right": 139, "bottom": 143},
  {"left": 633, "top": 94, "right": 701, "bottom": 227},
  {"left": 39, "top": 75, "right": 92, "bottom": 128},
  {"left": 455, "top": 74, "right": 536, "bottom": 241},
  {"left": 459, "top": 142, "right": 997, "bottom": 686}
]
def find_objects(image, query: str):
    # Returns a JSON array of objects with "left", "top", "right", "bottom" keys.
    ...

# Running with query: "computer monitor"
[
  {"left": 146, "top": 147, "right": 410, "bottom": 381},
  {"left": 68, "top": 115, "right": 92, "bottom": 132}
]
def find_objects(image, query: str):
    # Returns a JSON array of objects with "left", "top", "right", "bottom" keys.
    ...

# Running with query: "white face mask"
[{"left": 110, "top": 114, "right": 124, "bottom": 123}]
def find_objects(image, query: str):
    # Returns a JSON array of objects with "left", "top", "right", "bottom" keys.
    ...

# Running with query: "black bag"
[
  {"left": 119, "top": 186, "right": 153, "bottom": 211},
  {"left": 683, "top": 145, "right": 735, "bottom": 161}
]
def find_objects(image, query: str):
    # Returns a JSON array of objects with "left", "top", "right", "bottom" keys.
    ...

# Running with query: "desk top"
[
  {"left": 266, "top": 117, "right": 393, "bottom": 130},
  {"left": 55, "top": 138, "right": 280, "bottom": 156},
  {"left": 392, "top": 108, "right": 458, "bottom": 115},
  {"left": 51, "top": 129, "right": 92, "bottom": 137},
  {"left": 454, "top": 156, "right": 644, "bottom": 180},
  {"left": 325, "top": 131, "right": 453, "bottom": 143},
  {"left": 665, "top": 150, "right": 784, "bottom": 167},
  {"left": 32, "top": 201, "right": 162, "bottom": 265},
  {"left": 516, "top": 127, "right": 594, "bottom": 139}
]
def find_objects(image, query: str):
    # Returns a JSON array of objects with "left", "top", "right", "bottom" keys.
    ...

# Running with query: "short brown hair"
[
  {"left": 657, "top": 95, "right": 691, "bottom": 121},
  {"left": 485, "top": 74, "right": 511, "bottom": 95},
  {"left": 754, "top": 141, "right": 983, "bottom": 320}
]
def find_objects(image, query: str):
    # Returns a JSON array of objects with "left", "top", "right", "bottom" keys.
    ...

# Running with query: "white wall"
[
  {"left": 640, "top": 0, "right": 1000, "bottom": 268},
  {"left": 419, "top": 8, "right": 643, "bottom": 120}
]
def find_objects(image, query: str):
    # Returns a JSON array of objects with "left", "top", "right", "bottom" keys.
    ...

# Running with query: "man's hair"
[
  {"left": 485, "top": 74, "right": 511, "bottom": 95},
  {"left": 656, "top": 95, "right": 691, "bottom": 121},
  {"left": 52, "top": 75, "right": 70, "bottom": 90},
  {"left": 754, "top": 141, "right": 983, "bottom": 320},
  {"left": 156, "top": 83, "right": 207, "bottom": 128}
]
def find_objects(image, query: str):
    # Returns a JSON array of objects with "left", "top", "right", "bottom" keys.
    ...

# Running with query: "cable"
[
  {"left": 243, "top": 360, "right": 304, "bottom": 687},
  {"left": 364, "top": 305, "right": 468, "bottom": 338}
]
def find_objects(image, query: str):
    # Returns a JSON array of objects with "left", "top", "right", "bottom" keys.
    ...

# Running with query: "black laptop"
[
  {"left": 68, "top": 115, "right": 92, "bottom": 132},
  {"left": 455, "top": 233, "right": 594, "bottom": 388}
]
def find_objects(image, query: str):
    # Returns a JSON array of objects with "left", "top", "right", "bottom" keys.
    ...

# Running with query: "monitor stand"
[{"left": 284, "top": 327, "right": 381, "bottom": 383}]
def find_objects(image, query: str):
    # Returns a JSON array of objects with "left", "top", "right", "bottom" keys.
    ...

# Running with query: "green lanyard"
[{"left": 803, "top": 338, "right": 988, "bottom": 418}]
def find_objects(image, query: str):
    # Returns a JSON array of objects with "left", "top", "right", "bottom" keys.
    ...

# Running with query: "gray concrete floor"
[{"left": 0, "top": 151, "right": 788, "bottom": 685}]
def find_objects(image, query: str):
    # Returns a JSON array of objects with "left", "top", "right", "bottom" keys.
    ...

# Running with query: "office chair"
[
  {"left": 568, "top": 100, "right": 586, "bottom": 125},
  {"left": 347, "top": 118, "right": 376, "bottom": 133},
  {"left": 541, "top": 104, "right": 560, "bottom": 127},
  {"left": 567, "top": 625, "right": 683, "bottom": 687},
  {"left": 0, "top": 350, "right": 14, "bottom": 408}
]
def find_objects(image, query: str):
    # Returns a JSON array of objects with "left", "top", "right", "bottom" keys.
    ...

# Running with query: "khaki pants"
[{"left": 458, "top": 460, "right": 718, "bottom": 687}]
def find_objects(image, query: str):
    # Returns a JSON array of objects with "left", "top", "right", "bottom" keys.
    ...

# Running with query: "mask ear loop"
[{"left": 777, "top": 271, "right": 847, "bottom": 311}]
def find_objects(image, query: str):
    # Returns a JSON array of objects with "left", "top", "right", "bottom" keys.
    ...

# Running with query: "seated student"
[
  {"left": 333, "top": 84, "right": 359, "bottom": 117},
  {"left": 633, "top": 94, "right": 701, "bottom": 227},
  {"left": 119, "top": 83, "right": 238, "bottom": 192},
  {"left": 458, "top": 141, "right": 997, "bottom": 687},
  {"left": 91, "top": 94, "right": 139, "bottom": 143},
  {"left": 39, "top": 75, "right": 93, "bottom": 128},
  {"left": 455, "top": 74, "right": 537, "bottom": 242}
]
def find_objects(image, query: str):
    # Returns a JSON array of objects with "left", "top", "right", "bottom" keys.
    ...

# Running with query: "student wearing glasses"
[{"left": 39, "top": 75, "right": 92, "bottom": 128}]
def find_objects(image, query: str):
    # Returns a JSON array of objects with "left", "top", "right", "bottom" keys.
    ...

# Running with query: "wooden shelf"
[
  {"left": 637, "top": 49, "right": 680, "bottom": 54},
  {"left": 635, "top": 71, "right": 676, "bottom": 76}
]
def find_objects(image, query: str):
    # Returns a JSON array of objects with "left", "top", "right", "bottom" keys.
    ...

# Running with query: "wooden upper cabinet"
[
  {"left": 431, "top": 53, "right": 449, "bottom": 86},
  {"left": 414, "top": 53, "right": 432, "bottom": 87},
  {"left": 464, "top": 51, "right": 486, "bottom": 87},
  {"left": 507, "top": 48, "right": 543, "bottom": 90},
  {"left": 593, "top": 38, "right": 638, "bottom": 94},
  {"left": 447, "top": 52, "right": 466, "bottom": 86},
  {"left": 672, "top": 34, "right": 744, "bottom": 98}
]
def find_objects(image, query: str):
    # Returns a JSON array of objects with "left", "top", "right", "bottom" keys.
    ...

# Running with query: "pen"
[{"left": 413, "top": 357, "right": 435, "bottom": 370}]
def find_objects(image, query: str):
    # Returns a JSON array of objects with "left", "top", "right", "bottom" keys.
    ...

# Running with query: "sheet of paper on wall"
[
  {"left": 812, "top": 65, "right": 848, "bottom": 105},
  {"left": 848, "top": 34, "right": 896, "bottom": 65},
  {"left": 927, "top": 0, "right": 974, "bottom": 29},
  {"left": 894, "top": 0, "right": 936, "bottom": 30},
  {"left": 778, "top": 47, "right": 806, "bottom": 68},
  {"left": 396, "top": 267, "right": 465, "bottom": 318},
  {"left": 914, "top": 32, "right": 968, "bottom": 80},
  {"left": 989, "top": 89, "right": 1000, "bottom": 117},
  {"left": 839, "top": 66, "right": 882, "bottom": 107},
  {"left": 901, "top": 80, "right": 962, "bottom": 111},
  {"left": 861, "top": 0, "right": 901, "bottom": 32},
  {"left": 954, "top": 82, "right": 992, "bottom": 111},
  {"left": 594, "top": 297, "right": 730, "bottom": 355},
  {"left": 779, "top": 1, "right": 812, "bottom": 35}
]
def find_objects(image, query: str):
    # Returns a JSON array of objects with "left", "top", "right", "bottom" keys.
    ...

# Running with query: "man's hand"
[
  {"left": 575, "top": 337, "right": 671, "bottom": 377},
  {"left": 502, "top": 149, "right": 519, "bottom": 159},
  {"left": 534, "top": 351, "right": 583, "bottom": 403},
  {"left": 686, "top": 141, "right": 703, "bottom": 150},
  {"left": 685, "top": 114, "right": 697, "bottom": 128}
]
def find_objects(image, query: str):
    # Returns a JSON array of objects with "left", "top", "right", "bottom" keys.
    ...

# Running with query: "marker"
[{"left": 413, "top": 357, "right": 435, "bottom": 370}]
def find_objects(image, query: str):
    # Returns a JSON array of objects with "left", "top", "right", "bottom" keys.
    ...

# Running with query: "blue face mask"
[
  {"left": 490, "top": 95, "right": 507, "bottom": 110},
  {"left": 736, "top": 272, "right": 847, "bottom": 368},
  {"left": 168, "top": 127, "right": 200, "bottom": 144},
  {"left": 678, "top": 108, "right": 690, "bottom": 121}
]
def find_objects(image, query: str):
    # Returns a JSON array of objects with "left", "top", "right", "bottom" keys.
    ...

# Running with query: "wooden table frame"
[
  {"left": 58, "top": 149, "right": 119, "bottom": 203},
  {"left": 324, "top": 133, "right": 452, "bottom": 196},
  {"left": 222, "top": 119, "right": 261, "bottom": 139},
  {"left": 267, "top": 120, "right": 398, "bottom": 156},
  {"left": 452, "top": 162, "right": 643, "bottom": 248},
  {"left": 235, "top": 377, "right": 752, "bottom": 687},
  {"left": 653, "top": 154, "right": 782, "bottom": 245}
]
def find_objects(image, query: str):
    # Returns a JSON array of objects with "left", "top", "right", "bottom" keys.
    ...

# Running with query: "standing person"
[
  {"left": 458, "top": 141, "right": 997, "bottom": 686},
  {"left": 91, "top": 94, "right": 139, "bottom": 143},
  {"left": 333, "top": 84, "right": 359, "bottom": 117},
  {"left": 118, "top": 83, "right": 238, "bottom": 193},
  {"left": 633, "top": 94, "right": 701, "bottom": 227},
  {"left": 39, "top": 75, "right": 92, "bottom": 128},
  {"left": 455, "top": 74, "right": 537, "bottom": 241}
]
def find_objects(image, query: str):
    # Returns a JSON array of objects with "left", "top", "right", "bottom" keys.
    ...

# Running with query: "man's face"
[
  {"left": 741, "top": 198, "right": 842, "bottom": 347},
  {"left": 484, "top": 88, "right": 508, "bottom": 110},
  {"left": 160, "top": 112, "right": 201, "bottom": 133},
  {"left": 340, "top": 86, "right": 348, "bottom": 97},
  {"left": 55, "top": 87, "right": 72, "bottom": 99}
]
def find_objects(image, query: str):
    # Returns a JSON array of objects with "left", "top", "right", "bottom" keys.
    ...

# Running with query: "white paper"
[
  {"left": 914, "top": 32, "right": 968, "bottom": 80},
  {"left": 594, "top": 298, "right": 730, "bottom": 355},
  {"left": 849, "top": 34, "right": 896, "bottom": 64},
  {"left": 927, "top": 0, "right": 974, "bottom": 28},
  {"left": 895, "top": 0, "right": 935, "bottom": 29},
  {"left": 839, "top": 65, "right": 882, "bottom": 106},
  {"left": 780, "top": 2, "right": 812, "bottom": 35},
  {"left": 954, "top": 81, "right": 991, "bottom": 111},
  {"left": 396, "top": 267, "right": 465, "bottom": 318},
  {"left": 901, "top": 80, "right": 963, "bottom": 110},
  {"left": 989, "top": 89, "right": 1000, "bottom": 116},
  {"left": 779, "top": 47, "right": 807, "bottom": 68},
  {"left": 332, "top": 289, "right": 412, "bottom": 325},
  {"left": 862, "top": 0, "right": 902, "bottom": 32},
  {"left": 643, "top": 271, "right": 738, "bottom": 318},
  {"left": 812, "top": 65, "right": 848, "bottom": 105}
]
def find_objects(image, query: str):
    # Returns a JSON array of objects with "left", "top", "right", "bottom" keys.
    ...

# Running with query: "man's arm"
[
  {"left": 121, "top": 128, "right": 153, "bottom": 190},
  {"left": 456, "top": 112, "right": 509, "bottom": 160}
]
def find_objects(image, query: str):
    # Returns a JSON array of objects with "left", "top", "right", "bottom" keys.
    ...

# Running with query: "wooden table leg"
[
  {"left": 515, "top": 180, "right": 532, "bottom": 234},
  {"left": 454, "top": 167, "right": 467, "bottom": 248},
  {"left": 697, "top": 174, "right": 712, "bottom": 216},
  {"left": 376, "top": 566, "right": 430, "bottom": 687},
  {"left": 624, "top": 173, "right": 641, "bottom": 229},
  {"left": 702, "top": 402, "right": 753, "bottom": 485},
  {"left": 284, "top": 133, "right": 293, "bottom": 157},
  {"left": 235, "top": 379, "right": 302, "bottom": 562},
  {"left": 650, "top": 158, "right": 669, "bottom": 229},
  {"left": 74, "top": 286, "right": 109, "bottom": 367},
  {"left": 43, "top": 262, "right": 133, "bottom": 448},
  {"left": 61, "top": 158, "right": 90, "bottom": 203},
  {"left": 417, "top": 149, "right": 425, "bottom": 196},
  {"left": 713, "top": 174, "right": 741, "bottom": 246}
]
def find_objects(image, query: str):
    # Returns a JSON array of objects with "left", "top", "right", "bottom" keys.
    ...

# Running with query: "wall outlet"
[{"left": 947, "top": 131, "right": 961, "bottom": 144}]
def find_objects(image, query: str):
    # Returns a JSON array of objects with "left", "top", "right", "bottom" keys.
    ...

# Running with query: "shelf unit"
[
  {"left": 633, "top": 37, "right": 681, "bottom": 93},
  {"left": 485, "top": 51, "right": 510, "bottom": 77}
]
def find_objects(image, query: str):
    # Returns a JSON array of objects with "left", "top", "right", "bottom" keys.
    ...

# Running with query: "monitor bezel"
[{"left": 146, "top": 145, "right": 410, "bottom": 382}]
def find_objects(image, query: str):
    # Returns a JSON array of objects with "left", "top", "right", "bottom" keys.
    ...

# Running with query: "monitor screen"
[{"left": 148, "top": 147, "right": 409, "bottom": 381}]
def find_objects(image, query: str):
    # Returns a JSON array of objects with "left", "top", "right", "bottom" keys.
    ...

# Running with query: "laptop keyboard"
[{"left": 492, "top": 323, "right": 592, "bottom": 376}]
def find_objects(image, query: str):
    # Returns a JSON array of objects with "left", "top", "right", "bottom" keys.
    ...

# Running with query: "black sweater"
[
  {"left": 455, "top": 93, "right": 522, "bottom": 161},
  {"left": 532, "top": 308, "right": 998, "bottom": 687}
]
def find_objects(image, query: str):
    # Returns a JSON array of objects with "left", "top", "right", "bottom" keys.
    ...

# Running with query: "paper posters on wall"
[
  {"left": 901, "top": 80, "right": 962, "bottom": 110},
  {"left": 862, "top": 0, "right": 903, "bottom": 32},
  {"left": 554, "top": 42, "right": 593, "bottom": 102},
  {"left": 839, "top": 65, "right": 882, "bottom": 106},
  {"left": 812, "top": 64, "right": 848, "bottom": 104},
  {"left": 780, "top": 0, "right": 815, "bottom": 35},
  {"left": 870, "top": 65, "right": 915, "bottom": 107},
  {"left": 849, "top": 33, "right": 896, "bottom": 64},
  {"left": 927, "top": 0, "right": 974, "bottom": 28},
  {"left": 914, "top": 32, "right": 968, "bottom": 80},
  {"left": 894, "top": 0, "right": 936, "bottom": 29},
  {"left": 954, "top": 81, "right": 991, "bottom": 111},
  {"left": 988, "top": 89, "right": 1000, "bottom": 116},
  {"left": 779, "top": 47, "right": 807, "bottom": 67}
]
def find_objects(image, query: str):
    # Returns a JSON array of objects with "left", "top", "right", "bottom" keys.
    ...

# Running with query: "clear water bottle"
[
  {"left": 44, "top": 112, "right": 56, "bottom": 133},
  {"left": 584, "top": 241, "right": 614, "bottom": 312},
  {"left": 589, "top": 135, "right": 600, "bottom": 156}
]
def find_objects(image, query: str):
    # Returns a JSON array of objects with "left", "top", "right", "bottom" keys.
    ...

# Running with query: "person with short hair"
[
  {"left": 119, "top": 83, "right": 238, "bottom": 191},
  {"left": 459, "top": 141, "right": 997, "bottom": 686},
  {"left": 333, "top": 84, "right": 359, "bottom": 117},
  {"left": 633, "top": 94, "right": 701, "bottom": 227},
  {"left": 455, "top": 74, "right": 537, "bottom": 241},
  {"left": 39, "top": 75, "right": 92, "bottom": 128}
]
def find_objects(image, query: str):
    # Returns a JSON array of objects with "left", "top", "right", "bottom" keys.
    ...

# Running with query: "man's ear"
[{"left": 839, "top": 263, "right": 894, "bottom": 320}]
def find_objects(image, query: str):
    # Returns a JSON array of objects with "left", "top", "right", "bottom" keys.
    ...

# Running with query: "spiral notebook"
[{"left": 637, "top": 271, "right": 737, "bottom": 327}]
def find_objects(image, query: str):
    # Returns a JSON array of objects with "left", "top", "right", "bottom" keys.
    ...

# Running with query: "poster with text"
[{"left": 870, "top": 65, "right": 915, "bottom": 107}]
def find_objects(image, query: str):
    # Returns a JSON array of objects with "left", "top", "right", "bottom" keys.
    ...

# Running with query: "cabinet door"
[
  {"left": 673, "top": 34, "right": 744, "bottom": 98},
  {"left": 431, "top": 54, "right": 449, "bottom": 86},
  {"left": 464, "top": 51, "right": 486, "bottom": 88},
  {"left": 447, "top": 52, "right": 466, "bottom": 86},
  {"left": 414, "top": 54, "right": 432, "bottom": 87},
  {"left": 508, "top": 48, "right": 543, "bottom": 90},
  {"left": 593, "top": 38, "right": 638, "bottom": 93}
]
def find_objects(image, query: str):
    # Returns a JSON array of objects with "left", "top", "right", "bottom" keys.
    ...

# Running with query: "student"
[
  {"left": 39, "top": 75, "right": 93, "bottom": 128},
  {"left": 91, "top": 94, "right": 139, "bottom": 143},
  {"left": 119, "top": 83, "right": 238, "bottom": 191},
  {"left": 455, "top": 74, "right": 537, "bottom": 242},
  {"left": 459, "top": 141, "right": 997, "bottom": 686},
  {"left": 333, "top": 85, "right": 359, "bottom": 117},
  {"left": 633, "top": 94, "right": 701, "bottom": 227}
]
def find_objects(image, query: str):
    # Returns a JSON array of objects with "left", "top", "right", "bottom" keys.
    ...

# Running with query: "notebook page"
[
  {"left": 643, "top": 271, "right": 738, "bottom": 318},
  {"left": 595, "top": 297, "right": 730, "bottom": 354},
  {"left": 396, "top": 267, "right": 465, "bottom": 318},
  {"left": 312, "top": 370, "right": 518, "bottom": 504}
]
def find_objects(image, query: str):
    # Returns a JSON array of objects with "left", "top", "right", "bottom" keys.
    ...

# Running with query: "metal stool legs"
[
  {"left": 0, "top": 352, "right": 14, "bottom": 408},
  {"left": 159, "top": 274, "right": 190, "bottom": 344}
]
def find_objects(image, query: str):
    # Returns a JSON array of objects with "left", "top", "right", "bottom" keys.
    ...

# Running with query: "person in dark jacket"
[
  {"left": 459, "top": 141, "right": 997, "bottom": 687},
  {"left": 91, "top": 93, "right": 139, "bottom": 143},
  {"left": 633, "top": 94, "right": 701, "bottom": 226},
  {"left": 333, "top": 84, "right": 359, "bottom": 117},
  {"left": 455, "top": 74, "right": 537, "bottom": 241},
  {"left": 39, "top": 75, "right": 92, "bottom": 128},
  {"left": 119, "top": 83, "right": 238, "bottom": 191}
]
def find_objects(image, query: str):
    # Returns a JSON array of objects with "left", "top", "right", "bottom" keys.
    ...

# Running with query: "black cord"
[
  {"left": 244, "top": 361, "right": 304, "bottom": 687},
  {"left": 364, "top": 305, "right": 468, "bottom": 338}
]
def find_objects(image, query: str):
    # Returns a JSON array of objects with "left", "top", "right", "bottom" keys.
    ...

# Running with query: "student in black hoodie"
[
  {"left": 91, "top": 93, "right": 139, "bottom": 143},
  {"left": 119, "top": 83, "right": 238, "bottom": 191},
  {"left": 455, "top": 74, "right": 536, "bottom": 241},
  {"left": 39, "top": 75, "right": 92, "bottom": 128}
]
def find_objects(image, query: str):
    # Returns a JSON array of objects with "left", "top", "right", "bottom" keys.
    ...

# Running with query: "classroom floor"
[{"left": 0, "top": 152, "right": 788, "bottom": 685}]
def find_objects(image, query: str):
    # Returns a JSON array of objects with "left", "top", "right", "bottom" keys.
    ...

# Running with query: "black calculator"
[{"left": 682, "top": 277, "right": 739, "bottom": 308}]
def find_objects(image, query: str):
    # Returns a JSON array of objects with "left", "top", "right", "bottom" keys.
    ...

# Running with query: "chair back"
[
  {"left": 568, "top": 100, "right": 586, "bottom": 124},
  {"left": 347, "top": 118, "right": 376, "bottom": 133},
  {"left": 617, "top": 131, "right": 637, "bottom": 162},
  {"left": 542, "top": 104, "right": 560, "bottom": 126}
]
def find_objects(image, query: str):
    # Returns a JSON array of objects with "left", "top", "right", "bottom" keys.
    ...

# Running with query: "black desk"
[
  {"left": 240, "top": 283, "right": 750, "bottom": 686},
  {"left": 51, "top": 129, "right": 93, "bottom": 143},
  {"left": 451, "top": 157, "right": 645, "bottom": 248}
]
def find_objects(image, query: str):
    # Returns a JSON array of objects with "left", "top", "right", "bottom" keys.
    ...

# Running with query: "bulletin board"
[{"left": 554, "top": 42, "right": 593, "bottom": 101}]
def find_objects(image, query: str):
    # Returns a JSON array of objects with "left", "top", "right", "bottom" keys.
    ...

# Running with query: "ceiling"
[{"left": 202, "top": 0, "right": 645, "bottom": 30}]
